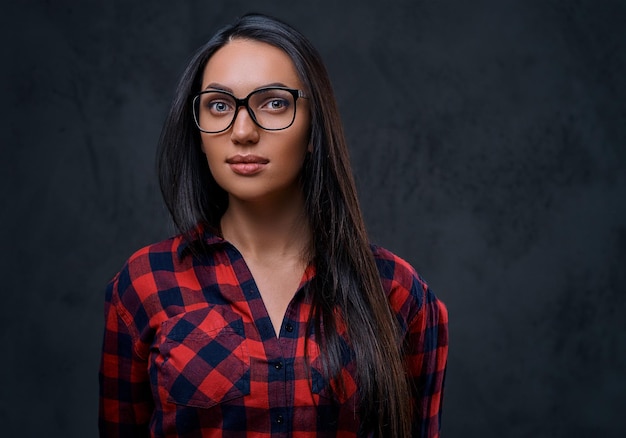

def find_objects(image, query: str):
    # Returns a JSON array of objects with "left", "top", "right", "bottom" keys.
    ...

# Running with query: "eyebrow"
[{"left": 204, "top": 82, "right": 291, "bottom": 93}]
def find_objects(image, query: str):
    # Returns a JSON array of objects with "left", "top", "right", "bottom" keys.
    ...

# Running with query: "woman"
[{"left": 99, "top": 13, "right": 448, "bottom": 438}]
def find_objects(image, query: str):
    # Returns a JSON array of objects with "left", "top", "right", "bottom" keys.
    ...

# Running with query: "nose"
[{"left": 230, "top": 107, "right": 260, "bottom": 145}]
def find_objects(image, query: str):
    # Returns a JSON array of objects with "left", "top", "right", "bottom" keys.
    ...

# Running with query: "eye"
[
  {"left": 259, "top": 96, "right": 291, "bottom": 113},
  {"left": 266, "top": 98, "right": 288, "bottom": 110},
  {"left": 207, "top": 99, "right": 233, "bottom": 114}
]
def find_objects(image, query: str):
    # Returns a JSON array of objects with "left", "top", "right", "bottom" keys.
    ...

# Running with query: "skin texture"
[
  {"left": 199, "top": 39, "right": 313, "bottom": 333},
  {"left": 199, "top": 39, "right": 311, "bottom": 208}
]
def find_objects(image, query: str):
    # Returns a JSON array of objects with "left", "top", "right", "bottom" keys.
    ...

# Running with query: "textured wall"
[{"left": 1, "top": 1, "right": 625, "bottom": 436}]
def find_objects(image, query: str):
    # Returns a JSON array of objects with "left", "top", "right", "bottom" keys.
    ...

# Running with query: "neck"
[{"left": 220, "top": 190, "right": 312, "bottom": 263}]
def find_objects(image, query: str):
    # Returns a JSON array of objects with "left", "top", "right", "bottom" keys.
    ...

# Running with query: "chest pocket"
[
  {"left": 157, "top": 307, "right": 250, "bottom": 409},
  {"left": 309, "top": 335, "right": 359, "bottom": 405}
]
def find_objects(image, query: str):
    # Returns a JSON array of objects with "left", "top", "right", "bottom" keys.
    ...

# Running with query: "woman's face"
[{"left": 198, "top": 39, "right": 311, "bottom": 205}]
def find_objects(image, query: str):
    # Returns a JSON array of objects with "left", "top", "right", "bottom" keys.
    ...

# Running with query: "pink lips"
[{"left": 225, "top": 155, "right": 269, "bottom": 176}]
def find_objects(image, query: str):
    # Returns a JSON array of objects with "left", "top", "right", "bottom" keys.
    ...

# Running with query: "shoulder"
[
  {"left": 106, "top": 235, "right": 189, "bottom": 318},
  {"left": 371, "top": 245, "right": 428, "bottom": 295},
  {"left": 114, "top": 235, "right": 186, "bottom": 290},
  {"left": 370, "top": 244, "right": 432, "bottom": 323}
]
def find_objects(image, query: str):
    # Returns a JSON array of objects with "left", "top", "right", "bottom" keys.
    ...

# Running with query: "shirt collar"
[{"left": 176, "top": 223, "right": 225, "bottom": 260}]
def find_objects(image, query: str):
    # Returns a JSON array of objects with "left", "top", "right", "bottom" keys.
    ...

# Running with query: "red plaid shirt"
[{"left": 99, "top": 230, "right": 448, "bottom": 437}]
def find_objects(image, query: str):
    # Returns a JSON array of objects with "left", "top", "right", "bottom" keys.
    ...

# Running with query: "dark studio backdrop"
[{"left": 1, "top": 0, "right": 625, "bottom": 436}]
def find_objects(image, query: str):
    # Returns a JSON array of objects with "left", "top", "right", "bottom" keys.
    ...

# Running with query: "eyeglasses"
[{"left": 192, "top": 87, "right": 307, "bottom": 133}]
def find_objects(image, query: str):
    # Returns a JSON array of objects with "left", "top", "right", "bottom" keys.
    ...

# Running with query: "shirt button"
[
  {"left": 274, "top": 362, "right": 283, "bottom": 370},
  {"left": 276, "top": 415, "right": 284, "bottom": 424},
  {"left": 285, "top": 323, "right": 294, "bottom": 333}
]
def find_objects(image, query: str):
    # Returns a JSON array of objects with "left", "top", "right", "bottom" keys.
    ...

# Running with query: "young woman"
[{"left": 99, "top": 13, "right": 448, "bottom": 438}]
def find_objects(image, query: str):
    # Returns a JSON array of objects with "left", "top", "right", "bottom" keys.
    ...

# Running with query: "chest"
[
  {"left": 245, "top": 260, "right": 306, "bottom": 335},
  {"left": 147, "top": 292, "right": 360, "bottom": 435},
  {"left": 136, "top": 254, "right": 362, "bottom": 434}
]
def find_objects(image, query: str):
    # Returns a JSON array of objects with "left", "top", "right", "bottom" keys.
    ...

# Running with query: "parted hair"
[{"left": 157, "top": 13, "right": 412, "bottom": 437}]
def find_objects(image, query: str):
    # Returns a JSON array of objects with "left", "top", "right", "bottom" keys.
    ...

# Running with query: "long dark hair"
[{"left": 157, "top": 13, "right": 411, "bottom": 437}]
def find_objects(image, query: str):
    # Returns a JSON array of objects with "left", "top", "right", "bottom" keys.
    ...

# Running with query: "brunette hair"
[{"left": 157, "top": 13, "right": 411, "bottom": 437}]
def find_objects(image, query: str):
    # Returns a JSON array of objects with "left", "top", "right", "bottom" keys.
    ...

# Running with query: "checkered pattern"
[{"left": 99, "top": 230, "right": 448, "bottom": 437}]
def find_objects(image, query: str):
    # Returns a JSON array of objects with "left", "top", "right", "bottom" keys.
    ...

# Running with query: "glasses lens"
[
  {"left": 194, "top": 91, "right": 237, "bottom": 133},
  {"left": 248, "top": 88, "right": 297, "bottom": 130}
]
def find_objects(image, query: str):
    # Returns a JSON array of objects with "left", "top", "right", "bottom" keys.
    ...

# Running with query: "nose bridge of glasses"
[
  {"left": 232, "top": 95, "right": 259, "bottom": 125},
  {"left": 228, "top": 96, "right": 264, "bottom": 133}
]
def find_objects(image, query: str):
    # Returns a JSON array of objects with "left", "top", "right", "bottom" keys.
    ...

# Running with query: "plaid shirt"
[{"left": 99, "top": 230, "right": 448, "bottom": 437}]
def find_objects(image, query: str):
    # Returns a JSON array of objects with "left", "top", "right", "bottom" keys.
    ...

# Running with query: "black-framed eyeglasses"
[{"left": 192, "top": 87, "right": 307, "bottom": 134}]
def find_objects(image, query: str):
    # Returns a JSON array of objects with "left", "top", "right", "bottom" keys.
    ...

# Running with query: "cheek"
[
  {"left": 291, "top": 118, "right": 312, "bottom": 155},
  {"left": 199, "top": 137, "right": 208, "bottom": 155},
  {"left": 199, "top": 137, "right": 220, "bottom": 164},
  {"left": 204, "top": 151, "right": 221, "bottom": 174},
  {"left": 199, "top": 140, "right": 221, "bottom": 175},
  {"left": 284, "top": 132, "right": 309, "bottom": 164}
]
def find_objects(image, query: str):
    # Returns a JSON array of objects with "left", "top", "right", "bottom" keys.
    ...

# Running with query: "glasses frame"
[{"left": 192, "top": 87, "right": 307, "bottom": 134}]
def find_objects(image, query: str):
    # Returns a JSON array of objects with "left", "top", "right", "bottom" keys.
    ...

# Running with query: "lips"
[{"left": 225, "top": 155, "right": 269, "bottom": 176}]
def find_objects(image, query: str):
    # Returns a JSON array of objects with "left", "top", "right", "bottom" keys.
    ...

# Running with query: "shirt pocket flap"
[{"left": 158, "top": 307, "right": 250, "bottom": 409}]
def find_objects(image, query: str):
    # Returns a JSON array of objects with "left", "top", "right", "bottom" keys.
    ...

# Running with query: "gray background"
[{"left": 2, "top": 0, "right": 625, "bottom": 437}]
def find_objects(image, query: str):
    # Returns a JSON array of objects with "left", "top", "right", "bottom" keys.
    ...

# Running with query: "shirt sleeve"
[
  {"left": 98, "top": 275, "right": 153, "bottom": 437},
  {"left": 405, "top": 283, "right": 449, "bottom": 438}
]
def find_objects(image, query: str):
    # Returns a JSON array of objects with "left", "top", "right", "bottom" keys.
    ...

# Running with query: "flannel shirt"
[{"left": 99, "top": 229, "right": 448, "bottom": 437}]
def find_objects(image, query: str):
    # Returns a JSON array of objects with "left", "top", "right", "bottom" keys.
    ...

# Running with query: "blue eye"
[
  {"left": 207, "top": 99, "right": 234, "bottom": 115},
  {"left": 261, "top": 98, "right": 290, "bottom": 112},
  {"left": 269, "top": 99, "right": 287, "bottom": 109}
]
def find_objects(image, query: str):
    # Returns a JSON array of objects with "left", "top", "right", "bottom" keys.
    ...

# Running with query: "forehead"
[{"left": 201, "top": 39, "right": 302, "bottom": 92}]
